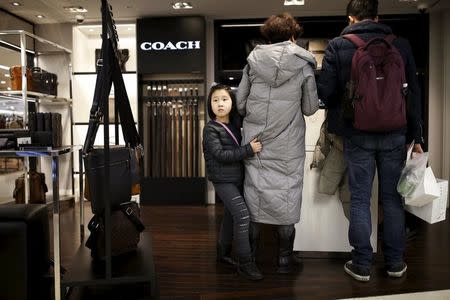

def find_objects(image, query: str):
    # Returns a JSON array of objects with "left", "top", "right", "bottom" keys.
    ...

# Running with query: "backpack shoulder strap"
[
  {"left": 384, "top": 34, "right": 397, "bottom": 44},
  {"left": 343, "top": 34, "right": 366, "bottom": 48}
]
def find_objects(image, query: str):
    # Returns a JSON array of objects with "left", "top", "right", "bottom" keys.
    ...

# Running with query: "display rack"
[
  {"left": 0, "top": 146, "right": 82, "bottom": 300},
  {"left": 0, "top": 29, "right": 75, "bottom": 205},
  {"left": 61, "top": 1, "right": 156, "bottom": 299}
]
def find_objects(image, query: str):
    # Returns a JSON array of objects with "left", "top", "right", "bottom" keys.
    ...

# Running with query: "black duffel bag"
[
  {"left": 84, "top": 146, "right": 132, "bottom": 214},
  {"left": 85, "top": 201, "right": 145, "bottom": 260}
]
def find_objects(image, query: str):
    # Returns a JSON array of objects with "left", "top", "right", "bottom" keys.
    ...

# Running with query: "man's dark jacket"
[
  {"left": 317, "top": 20, "right": 422, "bottom": 144},
  {"left": 203, "top": 121, "right": 254, "bottom": 183}
]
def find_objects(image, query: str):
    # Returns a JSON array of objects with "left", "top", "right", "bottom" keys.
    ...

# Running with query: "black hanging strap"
[{"left": 83, "top": 5, "right": 140, "bottom": 154}]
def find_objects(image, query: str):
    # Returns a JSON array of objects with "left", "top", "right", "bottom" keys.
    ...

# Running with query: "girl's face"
[{"left": 211, "top": 89, "right": 232, "bottom": 120}]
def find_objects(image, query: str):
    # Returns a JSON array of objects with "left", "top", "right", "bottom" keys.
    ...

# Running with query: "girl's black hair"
[{"left": 207, "top": 83, "right": 242, "bottom": 128}]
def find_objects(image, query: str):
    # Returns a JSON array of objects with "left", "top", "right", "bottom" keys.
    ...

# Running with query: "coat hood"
[{"left": 247, "top": 41, "right": 316, "bottom": 88}]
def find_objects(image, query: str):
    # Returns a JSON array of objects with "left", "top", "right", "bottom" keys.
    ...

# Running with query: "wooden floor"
[{"left": 57, "top": 203, "right": 450, "bottom": 300}]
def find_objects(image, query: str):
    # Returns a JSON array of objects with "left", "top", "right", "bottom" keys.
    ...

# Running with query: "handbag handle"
[{"left": 83, "top": 32, "right": 140, "bottom": 154}]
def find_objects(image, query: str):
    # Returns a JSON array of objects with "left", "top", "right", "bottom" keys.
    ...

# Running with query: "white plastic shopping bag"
[
  {"left": 404, "top": 167, "right": 440, "bottom": 207},
  {"left": 405, "top": 179, "right": 448, "bottom": 224},
  {"left": 397, "top": 142, "right": 428, "bottom": 198}
]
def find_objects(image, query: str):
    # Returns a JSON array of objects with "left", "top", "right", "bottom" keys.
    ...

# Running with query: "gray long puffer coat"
[{"left": 236, "top": 41, "right": 319, "bottom": 225}]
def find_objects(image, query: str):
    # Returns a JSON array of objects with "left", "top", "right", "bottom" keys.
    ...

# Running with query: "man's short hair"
[
  {"left": 260, "top": 12, "right": 303, "bottom": 44},
  {"left": 346, "top": 0, "right": 378, "bottom": 20}
]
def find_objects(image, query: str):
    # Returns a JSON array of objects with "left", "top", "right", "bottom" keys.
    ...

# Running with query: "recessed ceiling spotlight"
[
  {"left": 172, "top": 2, "right": 193, "bottom": 9},
  {"left": 63, "top": 6, "right": 88, "bottom": 13},
  {"left": 11, "top": 2, "right": 21, "bottom": 6},
  {"left": 36, "top": 15, "right": 45, "bottom": 18},
  {"left": 284, "top": 0, "right": 305, "bottom": 6},
  {"left": 0, "top": 81, "right": 6, "bottom": 84},
  {"left": 89, "top": 28, "right": 94, "bottom": 32},
  {"left": 4, "top": 74, "right": 10, "bottom": 78}
]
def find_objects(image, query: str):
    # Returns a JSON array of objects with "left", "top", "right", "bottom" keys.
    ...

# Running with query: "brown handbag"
[
  {"left": 13, "top": 171, "right": 48, "bottom": 204},
  {"left": 85, "top": 201, "right": 145, "bottom": 260},
  {"left": 9, "top": 66, "right": 34, "bottom": 91}
]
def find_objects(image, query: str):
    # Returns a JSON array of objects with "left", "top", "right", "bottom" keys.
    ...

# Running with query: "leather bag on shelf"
[
  {"left": 13, "top": 171, "right": 48, "bottom": 204},
  {"left": 95, "top": 48, "right": 129, "bottom": 72},
  {"left": 31, "top": 67, "right": 58, "bottom": 96},
  {"left": 85, "top": 201, "right": 145, "bottom": 260},
  {"left": 9, "top": 66, "right": 34, "bottom": 91}
]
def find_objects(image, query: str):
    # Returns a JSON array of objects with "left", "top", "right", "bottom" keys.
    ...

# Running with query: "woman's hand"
[{"left": 250, "top": 138, "right": 262, "bottom": 153}]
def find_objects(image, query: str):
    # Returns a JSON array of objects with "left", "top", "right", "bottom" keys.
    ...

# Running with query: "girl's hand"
[{"left": 250, "top": 138, "right": 262, "bottom": 153}]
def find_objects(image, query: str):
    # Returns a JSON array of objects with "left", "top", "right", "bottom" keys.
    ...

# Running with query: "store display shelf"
[
  {"left": 0, "top": 90, "right": 72, "bottom": 103},
  {"left": 0, "top": 30, "right": 72, "bottom": 54},
  {"left": 61, "top": 234, "right": 156, "bottom": 293},
  {"left": 0, "top": 146, "right": 79, "bottom": 157},
  {"left": 0, "top": 128, "right": 27, "bottom": 132},
  {"left": 143, "top": 95, "right": 204, "bottom": 101},
  {"left": 0, "top": 196, "right": 75, "bottom": 211}
]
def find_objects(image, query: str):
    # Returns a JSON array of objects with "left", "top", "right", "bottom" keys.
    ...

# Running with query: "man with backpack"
[{"left": 318, "top": 0, "right": 423, "bottom": 281}]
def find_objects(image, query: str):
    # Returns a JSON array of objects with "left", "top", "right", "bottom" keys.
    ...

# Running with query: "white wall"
[
  {"left": 428, "top": 12, "right": 444, "bottom": 178},
  {"left": 428, "top": 9, "right": 450, "bottom": 207},
  {"left": 443, "top": 11, "right": 450, "bottom": 183}
]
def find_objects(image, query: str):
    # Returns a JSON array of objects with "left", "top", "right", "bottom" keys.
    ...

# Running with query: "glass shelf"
[{"left": 0, "top": 90, "right": 72, "bottom": 103}]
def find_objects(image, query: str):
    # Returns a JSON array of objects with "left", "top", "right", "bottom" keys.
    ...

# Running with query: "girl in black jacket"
[{"left": 202, "top": 84, "right": 263, "bottom": 280}]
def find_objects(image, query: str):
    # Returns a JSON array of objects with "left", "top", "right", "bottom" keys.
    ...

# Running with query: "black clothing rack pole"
[{"left": 101, "top": 0, "right": 112, "bottom": 278}]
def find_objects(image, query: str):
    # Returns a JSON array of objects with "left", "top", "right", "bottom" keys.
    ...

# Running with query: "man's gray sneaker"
[{"left": 344, "top": 260, "right": 370, "bottom": 282}]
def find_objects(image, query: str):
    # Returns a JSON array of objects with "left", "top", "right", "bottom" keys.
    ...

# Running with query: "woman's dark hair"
[
  {"left": 346, "top": 0, "right": 378, "bottom": 20},
  {"left": 207, "top": 83, "right": 241, "bottom": 128},
  {"left": 260, "top": 12, "right": 303, "bottom": 44}
]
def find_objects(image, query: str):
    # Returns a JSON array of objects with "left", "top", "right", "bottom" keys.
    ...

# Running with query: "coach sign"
[{"left": 137, "top": 17, "right": 205, "bottom": 74}]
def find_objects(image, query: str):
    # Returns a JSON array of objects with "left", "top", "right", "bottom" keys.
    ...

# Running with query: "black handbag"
[
  {"left": 85, "top": 201, "right": 145, "bottom": 260},
  {"left": 84, "top": 146, "right": 132, "bottom": 214},
  {"left": 83, "top": 30, "right": 142, "bottom": 215}
]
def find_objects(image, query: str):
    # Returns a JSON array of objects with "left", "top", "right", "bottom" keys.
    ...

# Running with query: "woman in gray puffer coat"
[{"left": 236, "top": 13, "right": 319, "bottom": 273}]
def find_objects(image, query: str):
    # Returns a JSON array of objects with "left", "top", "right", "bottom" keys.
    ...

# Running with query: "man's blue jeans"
[{"left": 344, "top": 134, "right": 406, "bottom": 270}]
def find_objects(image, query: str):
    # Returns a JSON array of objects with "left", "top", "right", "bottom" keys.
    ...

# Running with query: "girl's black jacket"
[{"left": 202, "top": 120, "right": 254, "bottom": 183}]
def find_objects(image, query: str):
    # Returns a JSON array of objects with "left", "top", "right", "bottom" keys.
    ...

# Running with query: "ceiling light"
[
  {"left": 172, "top": 2, "right": 193, "bottom": 9},
  {"left": 4, "top": 74, "right": 10, "bottom": 78},
  {"left": 64, "top": 6, "right": 88, "bottom": 13},
  {"left": 229, "top": 77, "right": 234, "bottom": 81},
  {"left": 284, "top": 0, "right": 305, "bottom": 6},
  {"left": 0, "top": 81, "right": 6, "bottom": 84},
  {"left": 11, "top": 2, "right": 21, "bottom": 6},
  {"left": 0, "top": 64, "right": 9, "bottom": 71},
  {"left": 36, "top": 15, "right": 45, "bottom": 18},
  {"left": 89, "top": 28, "right": 94, "bottom": 32},
  {"left": 7, "top": 87, "right": 11, "bottom": 91}
]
